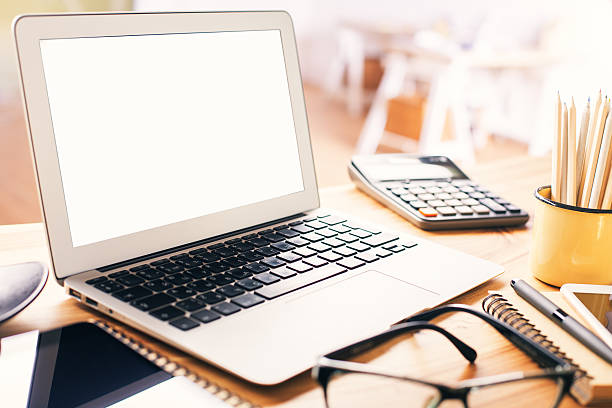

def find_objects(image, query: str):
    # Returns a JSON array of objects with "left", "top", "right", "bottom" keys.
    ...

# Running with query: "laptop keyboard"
[{"left": 84, "top": 214, "right": 417, "bottom": 331}]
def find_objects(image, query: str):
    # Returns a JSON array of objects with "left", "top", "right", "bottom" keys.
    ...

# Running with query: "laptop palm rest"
[{"left": 193, "top": 270, "right": 438, "bottom": 385}]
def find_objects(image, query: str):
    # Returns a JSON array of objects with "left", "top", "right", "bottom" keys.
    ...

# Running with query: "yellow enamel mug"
[{"left": 530, "top": 186, "right": 612, "bottom": 287}]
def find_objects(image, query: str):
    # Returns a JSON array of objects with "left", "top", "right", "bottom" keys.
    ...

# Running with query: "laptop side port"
[
  {"left": 85, "top": 297, "right": 98, "bottom": 307},
  {"left": 68, "top": 288, "right": 81, "bottom": 300}
]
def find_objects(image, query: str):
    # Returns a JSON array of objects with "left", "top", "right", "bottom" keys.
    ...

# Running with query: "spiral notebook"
[
  {"left": 91, "top": 320, "right": 257, "bottom": 408},
  {"left": 482, "top": 290, "right": 612, "bottom": 405}
]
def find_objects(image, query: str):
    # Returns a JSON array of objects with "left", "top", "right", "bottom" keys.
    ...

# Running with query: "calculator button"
[
  {"left": 409, "top": 187, "right": 426, "bottom": 194},
  {"left": 485, "top": 192, "right": 499, "bottom": 199},
  {"left": 480, "top": 198, "right": 507, "bottom": 214},
  {"left": 418, "top": 181, "right": 437, "bottom": 188},
  {"left": 391, "top": 188, "right": 408, "bottom": 196},
  {"left": 459, "top": 186, "right": 475, "bottom": 193},
  {"left": 472, "top": 205, "right": 490, "bottom": 214},
  {"left": 495, "top": 198, "right": 510, "bottom": 205},
  {"left": 426, "top": 186, "right": 442, "bottom": 194},
  {"left": 417, "top": 193, "right": 436, "bottom": 201},
  {"left": 426, "top": 200, "right": 445, "bottom": 207},
  {"left": 410, "top": 200, "right": 428, "bottom": 209},
  {"left": 469, "top": 192, "right": 486, "bottom": 199},
  {"left": 444, "top": 186, "right": 459, "bottom": 193},
  {"left": 456, "top": 206, "right": 473, "bottom": 215},
  {"left": 452, "top": 192, "right": 469, "bottom": 199},
  {"left": 400, "top": 193, "right": 418, "bottom": 202},
  {"left": 444, "top": 199, "right": 463, "bottom": 207},
  {"left": 435, "top": 192, "right": 453, "bottom": 200},
  {"left": 505, "top": 204, "right": 521, "bottom": 213},
  {"left": 452, "top": 180, "right": 471, "bottom": 186},
  {"left": 475, "top": 186, "right": 489, "bottom": 193},
  {"left": 436, "top": 182, "right": 451, "bottom": 188},
  {"left": 419, "top": 207, "right": 438, "bottom": 217},
  {"left": 385, "top": 182, "right": 403, "bottom": 189},
  {"left": 437, "top": 206, "right": 457, "bottom": 216},
  {"left": 462, "top": 198, "right": 480, "bottom": 206}
]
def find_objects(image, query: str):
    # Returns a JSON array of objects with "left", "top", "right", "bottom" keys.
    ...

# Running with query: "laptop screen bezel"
[{"left": 13, "top": 11, "right": 319, "bottom": 280}]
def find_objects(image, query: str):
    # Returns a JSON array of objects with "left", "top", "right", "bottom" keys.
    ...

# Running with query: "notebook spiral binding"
[
  {"left": 92, "top": 320, "right": 258, "bottom": 408},
  {"left": 481, "top": 294, "right": 590, "bottom": 380}
]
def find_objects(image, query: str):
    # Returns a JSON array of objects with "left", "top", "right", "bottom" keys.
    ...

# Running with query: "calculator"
[{"left": 348, "top": 154, "right": 529, "bottom": 230}]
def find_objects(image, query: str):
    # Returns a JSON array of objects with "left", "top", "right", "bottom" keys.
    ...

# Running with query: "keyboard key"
[
  {"left": 276, "top": 228, "right": 300, "bottom": 238},
  {"left": 329, "top": 224, "right": 351, "bottom": 234},
  {"left": 389, "top": 245, "right": 406, "bottom": 253},
  {"left": 338, "top": 257, "right": 366, "bottom": 269},
  {"left": 480, "top": 198, "right": 507, "bottom": 214},
  {"left": 254, "top": 272, "right": 281, "bottom": 285},
  {"left": 217, "top": 285, "right": 245, "bottom": 298},
  {"left": 170, "top": 317, "right": 199, "bottom": 331},
  {"left": 156, "top": 263, "right": 184, "bottom": 274},
  {"left": 239, "top": 251, "right": 264, "bottom": 262},
  {"left": 316, "top": 228, "right": 338, "bottom": 238},
  {"left": 319, "top": 251, "right": 343, "bottom": 262},
  {"left": 333, "top": 246, "right": 357, "bottom": 257},
  {"left": 270, "top": 242, "right": 295, "bottom": 252},
  {"left": 130, "top": 264, "right": 151, "bottom": 272},
  {"left": 150, "top": 306, "right": 184, "bottom": 321},
  {"left": 255, "top": 264, "right": 347, "bottom": 300},
  {"left": 270, "top": 264, "right": 297, "bottom": 278},
  {"left": 236, "top": 278, "right": 263, "bottom": 291},
  {"left": 456, "top": 206, "right": 473, "bottom": 215},
  {"left": 186, "top": 280, "right": 215, "bottom": 292},
  {"left": 131, "top": 293, "right": 176, "bottom": 311},
  {"left": 86, "top": 276, "right": 107, "bottom": 285},
  {"left": 293, "top": 247, "right": 317, "bottom": 257},
  {"left": 151, "top": 259, "right": 170, "bottom": 266},
  {"left": 175, "top": 297, "right": 207, "bottom": 312},
  {"left": 291, "top": 224, "right": 314, "bottom": 234},
  {"left": 286, "top": 237, "right": 310, "bottom": 247},
  {"left": 169, "top": 254, "right": 189, "bottom": 261},
  {"left": 113, "top": 286, "right": 152, "bottom": 302},
  {"left": 322, "top": 237, "right": 345, "bottom": 248},
  {"left": 302, "top": 232, "right": 325, "bottom": 242},
  {"left": 375, "top": 248, "right": 393, "bottom": 258},
  {"left": 437, "top": 206, "right": 457, "bottom": 216},
  {"left": 116, "top": 274, "right": 145, "bottom": 287},
  {"left": 94, "top": 281, "right": 125, "bottom": 293},
  {"left": 288, "top": 220, "right": 304, "bottom": 226},
  {"left": 167, "top": 286, "right": 197, "bottom": 299},
  {"left": 336, "top": 233, "right": 358, "bottom": 243},
  {"left": 262, "top": 233, "right": 285, "bottom": 243},
  {"left": 232, "top": 242, "right": 255, "bottom": 252},
  {"left": 194, "top": 252, "right": 221, "bottom": 263},
  {"left": 277, "top": 252, "right": 301, "bottom": 263},
  {"left": 320, "top": 216, "right": 346, "bottom": 225},
  {"left": 203, "top": 262, "right": 229, "bottom": 273},
  {"left": 144, "top": 279, "right": 173, "bottom": 292},
  {"left": 136, "top": 269, "right": 164, "bottom": 280},
  {"left": 248, "top": 238, "right": 269, "bottom": 247},
  {"left": 185, "top": 268, "right": 208, "bottom": 279},
  {"left": 197, "top": 291, "right": 226, "bottom": 304},
  {"left": 287, "top": 262, "right": 313, "bottom": 273},
  {"left": 306, "top": 220, "right": 327, "bottom": 229},
  {"left": 347, "top": 242, "right": 370, "bottom": 252},
  {"left": 303, "top": 256, "right": 328, "bottom": 267},
  {"left": 207, "top": 274, "right": 234, "bottom": 286},
  {"left": 223, "top": 257, "right": 247, "bottom": 268},
  {"left": 227, "top": 268, "right": 250, "bottom": 280},
  {"left": 232, "top": 293, "right": 265, "bottom": 309},
  {"left": 419, "top": 207, "right": 438, "bottom": 217},
  {"left": 349, "top": 229, "right": 372, "bottom": 239},
  {"left": 189, "top": 248, "right": 207, "bottom": 255},
  {"left": 361, "top": 233, "right": 398, "bottom": 247},
  {"left": 175, "top": 258, "right": 202, "bottom": 269},
  {"left": 212, "top": 302, "right": 241, "bottom": 316},
  {"left": 261, "top": 257, "right": 286, "bottom": 268},
  {"left": 472, "top": 205, "right": 490, "bottom": 214},
  {"left": 108, "top": 270, "right": 129, "bottom": 278},
  {"left": 164, "top": 273, "right": 192, "bottom": 286},
  {"left": 258, "top": 229, "right": 274, "bottom": 235},
  {"left": 308, "top": 242, "right": 331, "bottom": 253},
  {"left": 208, "top": 243, "right": 225, "bottom": 250},
  {"left": 192, "top": 309, "right": 221, "bottom": 324},
  {"left": 255, "top": 247, "right": 280, "bottom": 257},
  {"left": 244, "top": 262, "right": 270, "bottom": 274},
  {"left": 225, "top": 238, "right": 242, "bottom": 245},
  {"left": 355, "top": 252, "right": 379, "bottom": 263}
]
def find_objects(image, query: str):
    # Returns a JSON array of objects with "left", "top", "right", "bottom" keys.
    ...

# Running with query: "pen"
[{"left": 511, "top": 279, "right": 612, "bottom": 365}]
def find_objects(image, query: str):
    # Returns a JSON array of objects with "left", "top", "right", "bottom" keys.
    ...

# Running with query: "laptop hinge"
[{"left": 97, "top": 213, "right": 308, "bottom": 272}]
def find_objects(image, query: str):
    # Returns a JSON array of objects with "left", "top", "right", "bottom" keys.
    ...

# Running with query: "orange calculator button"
[{"left": 419, "top": 207, "right": 438, "bottom": 217}]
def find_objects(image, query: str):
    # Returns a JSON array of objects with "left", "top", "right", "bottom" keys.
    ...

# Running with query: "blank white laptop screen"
[{"left": 39, "top": 30, "right": 304, "bottom": 247}]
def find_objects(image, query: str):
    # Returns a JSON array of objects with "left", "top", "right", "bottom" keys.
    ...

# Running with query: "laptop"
[{"left": 13, "top": 11, "right": 502, "bottom": 385}]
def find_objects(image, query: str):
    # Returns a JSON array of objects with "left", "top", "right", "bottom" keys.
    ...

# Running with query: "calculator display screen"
[
  {"left": 353, "top": 155, "right": 467, "bottom": 181},
  {"left": 574, "top": 292, "right": 612, "bottom": 335}
]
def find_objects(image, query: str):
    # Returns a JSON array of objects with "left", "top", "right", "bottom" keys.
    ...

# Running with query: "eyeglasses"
[{"left": 312, "top": 304, "right": 583, "bottom": 408}]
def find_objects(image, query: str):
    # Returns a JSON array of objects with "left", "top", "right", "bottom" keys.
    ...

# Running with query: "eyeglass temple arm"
[
  {"left": 405, "top": 304, "right": 568, "bottom": 369},
  {"left": 325, "top": 322, "right": 477, "bottom": 363}
]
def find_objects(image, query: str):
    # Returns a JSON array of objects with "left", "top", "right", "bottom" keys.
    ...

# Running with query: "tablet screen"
[{"left": 574, "top": 292, "right": 612, "bottom": 335}]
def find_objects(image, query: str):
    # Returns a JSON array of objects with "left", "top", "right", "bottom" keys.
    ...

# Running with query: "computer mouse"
[{"left": 0, "top": 262, "right": 48, "bottom": 323}]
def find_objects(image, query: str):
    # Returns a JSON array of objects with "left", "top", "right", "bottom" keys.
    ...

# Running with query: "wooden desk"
[{"left": 0, "top": 155, "right": 578, "bottom": 407}]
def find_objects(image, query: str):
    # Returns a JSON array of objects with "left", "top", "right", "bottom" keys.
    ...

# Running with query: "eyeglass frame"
[{"left": 311, "top": 304, "right": 579, "bottom": 408}]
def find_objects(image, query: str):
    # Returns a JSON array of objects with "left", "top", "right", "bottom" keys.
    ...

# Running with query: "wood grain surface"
[{"left": 0, "top": 155, "right": 580, "bottom": 407}]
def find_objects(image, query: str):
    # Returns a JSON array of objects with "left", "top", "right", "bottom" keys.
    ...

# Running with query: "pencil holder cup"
[{"left": 530, "top": 186, "right": 612, "bottom": 287}]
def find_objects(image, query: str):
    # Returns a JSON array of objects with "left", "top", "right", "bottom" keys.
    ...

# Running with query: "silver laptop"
[{"left": 13, "top": 11, "right": 502, "bottom": 385}]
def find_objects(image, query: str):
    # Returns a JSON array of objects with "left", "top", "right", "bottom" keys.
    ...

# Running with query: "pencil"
[
  {"left": 567, "top": 98, "right": 577, "bottom": 205},
  {"left": 575, "top": 98, "right": 590, "bottom": 201},
  {"left": 560, "top": 103, "right": 569, "bottom": 203},
  {"left": 601, "top": 164, "right": 612, "bottom": 208},
  {"left": 552, "top": 92, "right": 562, "bottom": 202},
  {"left": 579, "top": 90, "right": 602, "bottom": 204},
  {"left": 589, "top": 111, "right": 612, "bottom": 208},
  {"left": 581, "top": 97, "right": 610, "bottom": 207}
]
